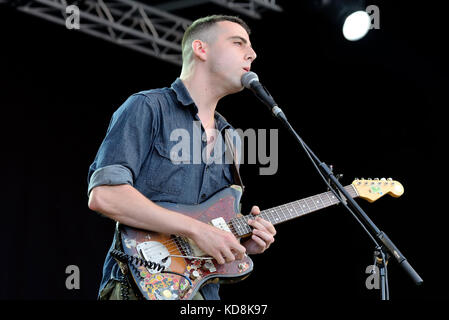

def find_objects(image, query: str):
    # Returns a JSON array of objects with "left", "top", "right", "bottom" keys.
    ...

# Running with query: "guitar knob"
[
  {"left": 162, "top": 289, "right": 173, "bottom": 299},
  {"left": 190, "top": 270, "right": 200, "bottom": 280},
  {"left": 387, "top": 178, "right": 393, "bottom": 181}
]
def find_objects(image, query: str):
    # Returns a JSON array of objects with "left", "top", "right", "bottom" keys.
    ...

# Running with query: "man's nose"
[{"left": 246, "top": 47, "right": 257, "bottom": 62}]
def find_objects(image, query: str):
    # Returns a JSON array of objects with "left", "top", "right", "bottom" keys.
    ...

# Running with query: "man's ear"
[{"left": 192, "top": 40, "right": 207, "bottom": 61}]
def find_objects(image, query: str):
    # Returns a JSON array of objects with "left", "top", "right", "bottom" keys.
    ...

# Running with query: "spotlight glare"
[{"left": 342, "top": 10, "right": 371, "bottom": 41}]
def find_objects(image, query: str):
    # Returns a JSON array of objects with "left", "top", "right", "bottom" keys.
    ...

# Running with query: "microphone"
[{"left": 241, "top": 71, "right": 285, "bottom": 119}]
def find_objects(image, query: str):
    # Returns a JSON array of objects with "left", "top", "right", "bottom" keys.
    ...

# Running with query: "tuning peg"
[
  {"left": 374, "top": 178, "right": 379, "bottom": 180},
  {"left": 380, "top": 178, "right": 386, "bottom": 181},
  {"left": 387, "top": 178, "right": 393, "bottom": 181}
]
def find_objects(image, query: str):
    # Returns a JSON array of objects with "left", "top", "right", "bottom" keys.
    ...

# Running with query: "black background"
[{"left": 0, "top": 0, "right": 447, "bottom": 305}]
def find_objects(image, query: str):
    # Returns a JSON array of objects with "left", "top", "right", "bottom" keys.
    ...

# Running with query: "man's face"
[{"left": 207, "top": 21, "right": 257, "bottom": 94}]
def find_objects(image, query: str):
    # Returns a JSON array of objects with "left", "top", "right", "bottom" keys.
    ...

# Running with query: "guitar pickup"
[{"left": 211, "top": 217, "right": 232, "bottom": 233}]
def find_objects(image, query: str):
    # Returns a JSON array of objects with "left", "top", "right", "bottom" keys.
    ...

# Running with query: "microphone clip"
[{"left": 327, "top": 165, "right": 346, "bottom": 205}]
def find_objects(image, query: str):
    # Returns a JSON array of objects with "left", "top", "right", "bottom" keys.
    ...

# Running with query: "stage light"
[
  {"left": 310, "top": 0, "right": 371, "bottom": 41},
  {"left": 342, "top": 10, "right": 371, "bottom": 41}
]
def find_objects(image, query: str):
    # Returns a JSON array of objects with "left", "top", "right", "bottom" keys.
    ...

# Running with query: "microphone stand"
[{"left": 268, "top": 105, "right": 423, "bottom": 300}]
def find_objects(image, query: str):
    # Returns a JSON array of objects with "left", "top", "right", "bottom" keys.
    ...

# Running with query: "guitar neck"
[{"left": 230, "top": 184, "right": 359, "bottom": 238}]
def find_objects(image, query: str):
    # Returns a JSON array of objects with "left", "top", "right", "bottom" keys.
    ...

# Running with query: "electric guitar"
[{"left": 117, "top": 178, "right": 404, "bottom": 300}]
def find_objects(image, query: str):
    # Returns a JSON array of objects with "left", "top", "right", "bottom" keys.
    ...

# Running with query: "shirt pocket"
[{"left": 146, "top": 142, "right": 187, "bottom": 196}]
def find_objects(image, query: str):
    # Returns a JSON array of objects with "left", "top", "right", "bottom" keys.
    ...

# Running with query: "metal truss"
[
  {"left": 3, "top": 0, "right": 282, "bottom": 65},
  {"left": 211, "top": 0, "right": 282, "bottom": 19},
  {"left": 6, "top": 0, "right": 190, "bottom": 65},
  {"left": 154, "top": 0, "right": 283, "bottom": 20}
]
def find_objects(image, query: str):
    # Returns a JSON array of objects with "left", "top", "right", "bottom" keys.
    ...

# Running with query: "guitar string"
[
  {"left": 140, "top": 185, "right": 357, "bottom": 253},
  {"left": 128, "top": 190, "right": 356, "bottom": 258},
  {"left": 137, "top": 183, "right": 357, "bottom": 252},
  {"left": 139, "top": 186, "right": 357, "bottom": 251},
  {"left": 139, "top": 200, "right": 321, "bottom": 252},
  {"left": 127, "top": 184, "right": 383, "bottom": 262},
  {"left": 129, "top": 183, "right": 387, "bottom": 261}
]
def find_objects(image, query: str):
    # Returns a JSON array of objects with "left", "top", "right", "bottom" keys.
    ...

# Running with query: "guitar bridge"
[
  {"left": 187, "top": 239, "right": 207, "bottom": 257},
  {"left": 176, "top": 236, "right": 210, "bottom": 259}
]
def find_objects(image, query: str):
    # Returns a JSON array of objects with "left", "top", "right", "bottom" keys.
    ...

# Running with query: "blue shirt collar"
[
  {"left": 171, "top": 78, "right": 231, "bottom": 131},
  {"left": 171, "top": 78, "right": 196, "bottom": 109}
]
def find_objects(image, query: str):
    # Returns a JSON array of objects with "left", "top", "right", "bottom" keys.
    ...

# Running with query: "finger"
[
  {"left": 222, "top": 247, "right": 236, "bottom": 263},
  {"left": 250, "top": 205, "right": 261, "bottom": 215},
  {"left": 259, "top": 217, "right": 276, "bottom": 235},
  {"left": 229, "top": 241, "right": 246, "bottom": 261},
  {"left": 230, "top": 241, "right": 247, "bottom": 256},
  {"left": 231, "top": 248, "right": 245, "bottom": 260},
  {"left": 248, "top": 218, "right": 269, "bottom": 233},
  {"left": 249, "top": 217, "right": 276, "bottom": 236},
  {"left": 252, "top": 228, "right": 275, "bottom": 246},
  {"left": 251, "top": 234, "right": 267, "bottom": 249},
  {"left": 214, "top": 251, "right": 225, "bottom": 265}
]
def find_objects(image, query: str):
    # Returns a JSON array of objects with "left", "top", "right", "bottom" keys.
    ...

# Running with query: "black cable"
[{"left": 110, "top": 249, "right": 193, "bottom": 287}]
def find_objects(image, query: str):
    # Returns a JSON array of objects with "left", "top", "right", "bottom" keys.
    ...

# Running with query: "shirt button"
[{"left": 201, "top": 193, "right": 207, "bottom": 199}]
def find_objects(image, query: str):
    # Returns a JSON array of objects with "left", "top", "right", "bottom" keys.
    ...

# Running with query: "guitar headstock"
[{"left": 352, "top": 178, "right": 404, "bottom": 203}]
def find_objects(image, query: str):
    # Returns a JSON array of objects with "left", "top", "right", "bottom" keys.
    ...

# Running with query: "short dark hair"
[{"left": 181, "top": 15, "right": 251, "bottom": 61}]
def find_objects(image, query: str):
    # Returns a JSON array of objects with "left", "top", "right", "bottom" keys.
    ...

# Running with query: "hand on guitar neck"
[{"left": 241, "top": 205, "right": 276, "bottom": 254}]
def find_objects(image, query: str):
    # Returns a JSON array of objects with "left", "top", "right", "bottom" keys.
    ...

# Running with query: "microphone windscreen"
[{"left": 241, "top": 71, "right": 259, "bottom": 89}]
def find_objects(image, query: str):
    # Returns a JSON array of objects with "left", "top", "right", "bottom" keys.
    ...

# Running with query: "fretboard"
[{"left": 229, "top": 185, "right": 358, "bottom": 237}]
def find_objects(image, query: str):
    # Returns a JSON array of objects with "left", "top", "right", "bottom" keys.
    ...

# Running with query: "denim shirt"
[{"left": 87, "top": 78, "right": 238, "bottom": 300}]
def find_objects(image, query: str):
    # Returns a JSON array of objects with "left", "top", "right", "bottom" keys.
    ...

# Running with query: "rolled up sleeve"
[{"left": 87, "top": 164, "right": 134, "bottom": 196}]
